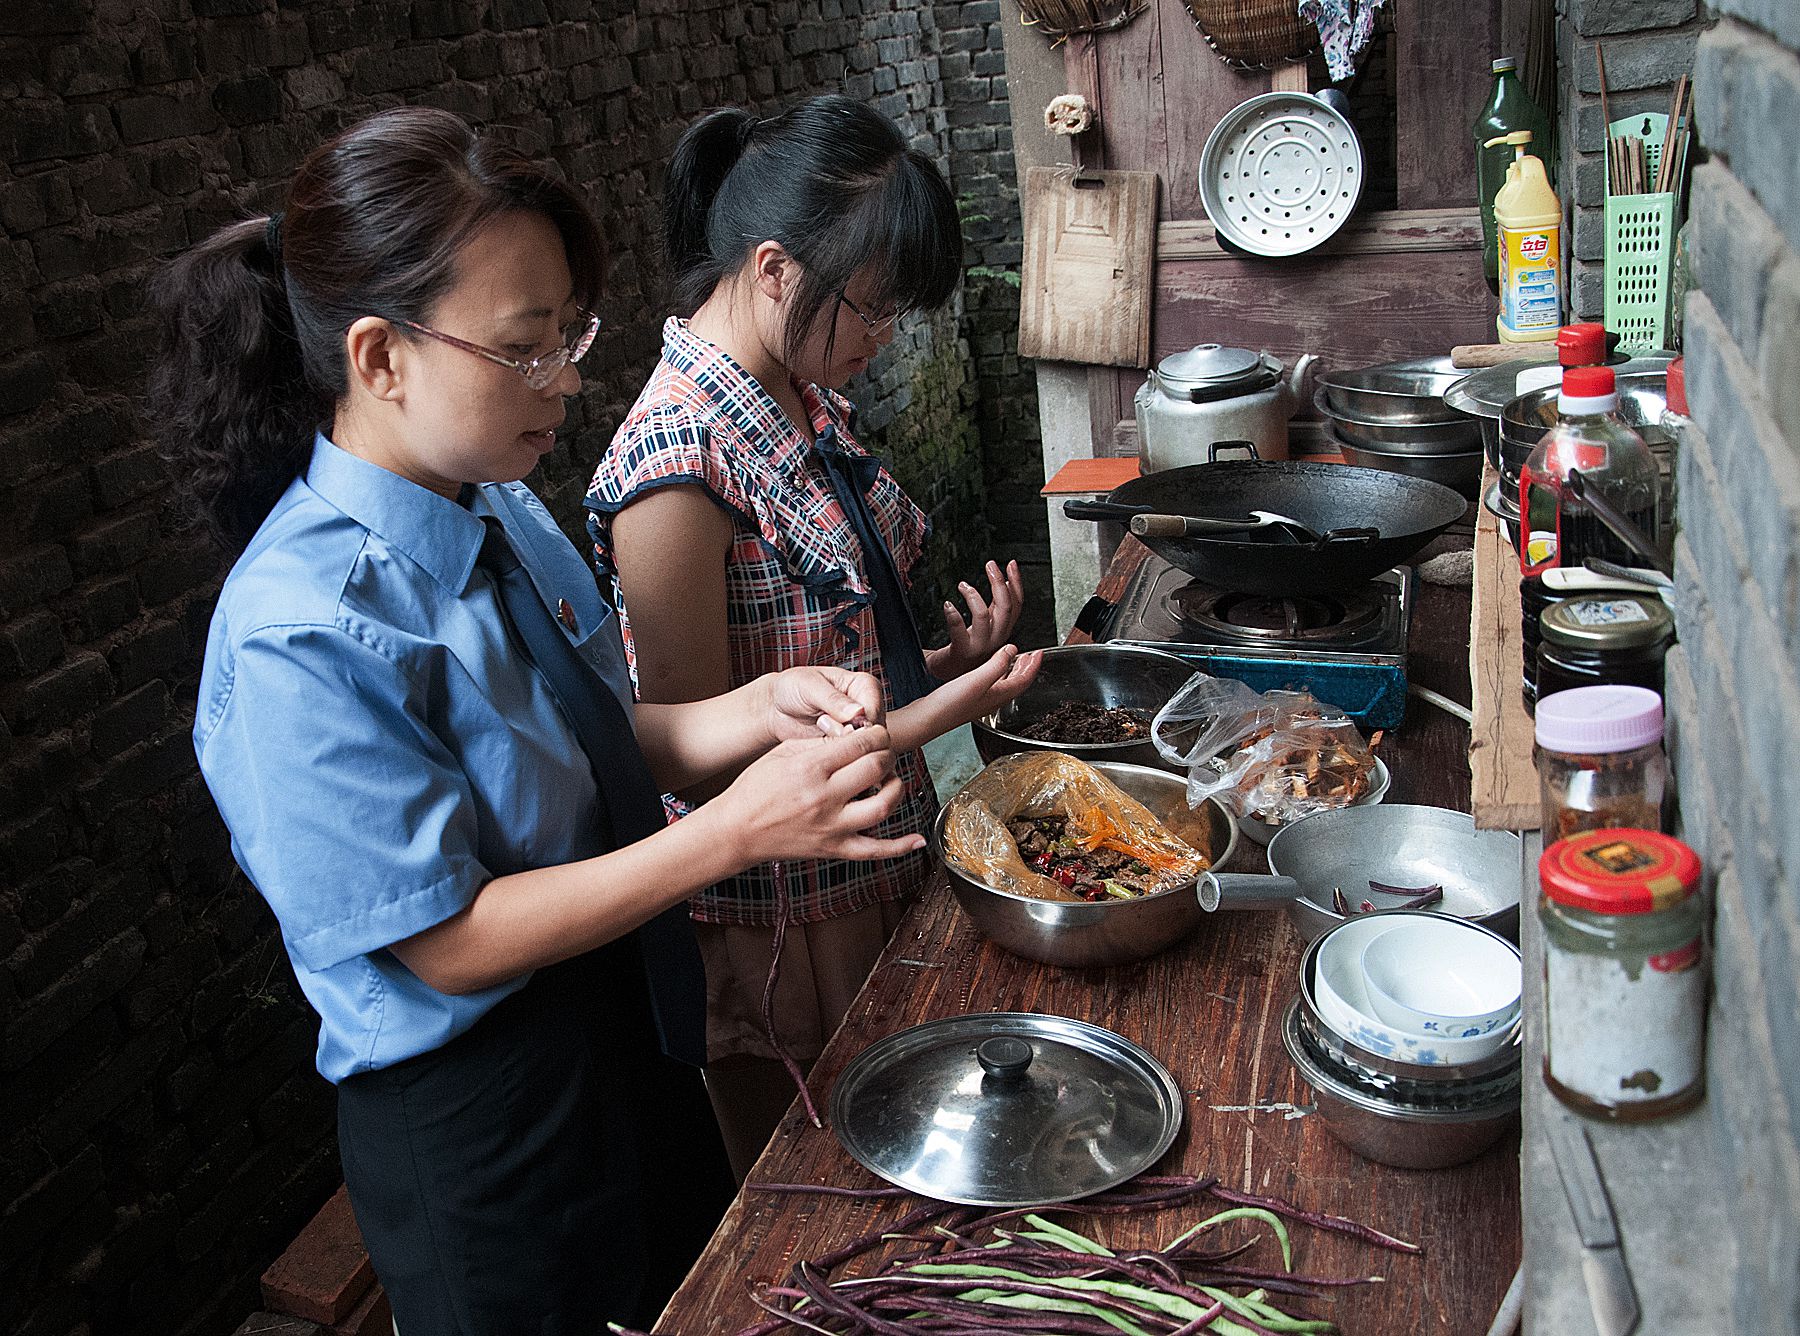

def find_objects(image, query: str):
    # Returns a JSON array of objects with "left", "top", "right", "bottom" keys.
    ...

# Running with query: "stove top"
[{"left": 1083, "top": 556, "right": 1415, "bottom": 728}]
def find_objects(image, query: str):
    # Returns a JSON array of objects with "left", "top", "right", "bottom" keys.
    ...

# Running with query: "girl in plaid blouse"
[{"left": 587, "top": 95, "right": 1040, "bottom": 1176}]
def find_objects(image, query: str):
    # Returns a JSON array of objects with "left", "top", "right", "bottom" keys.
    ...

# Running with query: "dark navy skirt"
[{"left": 336, "top": 937, "right": 732, "bottom": 1334}]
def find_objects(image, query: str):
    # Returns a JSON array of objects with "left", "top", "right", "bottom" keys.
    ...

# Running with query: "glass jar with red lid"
[{"left": 1538, "top": 829, "right": 1705, "bottom": 1120}]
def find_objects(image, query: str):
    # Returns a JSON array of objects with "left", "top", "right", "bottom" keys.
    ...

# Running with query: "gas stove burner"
[{"left": 1166, "top": 582, "right": 1385, "bottom": 646}]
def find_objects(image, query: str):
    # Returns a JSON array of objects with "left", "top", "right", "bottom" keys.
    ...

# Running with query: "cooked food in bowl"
[
  {"left": 942, "top": 752, "right": 1209, "bottom": 905},
  {"left": 1015, "top": 700, "right": 1152, "bottom": 745}
]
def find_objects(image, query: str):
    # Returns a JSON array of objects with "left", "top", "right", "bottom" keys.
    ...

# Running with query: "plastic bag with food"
[
  {"left": 1153, "top": 675, "right": 1378, "bottom": 825},
  {"left": 942, "top": 752, "right": 1210, "bottom": 904}
]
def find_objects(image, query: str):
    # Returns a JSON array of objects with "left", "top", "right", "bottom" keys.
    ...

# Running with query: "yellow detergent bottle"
[{"left": 1486, "top": 130, "right": 1562, "bottom": 343}]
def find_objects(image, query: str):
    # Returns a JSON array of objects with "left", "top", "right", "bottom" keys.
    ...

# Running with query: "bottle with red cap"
[{"left": 1519, "top": 364, "right": 1661, "bottom": 576}]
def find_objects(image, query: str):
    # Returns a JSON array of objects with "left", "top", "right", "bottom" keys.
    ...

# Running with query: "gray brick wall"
[
  {"left": 1556, "top": 0, "right": 1707, "bottom": 321},
  {"left": 0, "top": 4, "right": 1021, "bottom": 1332},
  {"left": 1666, "top": 11, "right": 1800, "bottom": 1331}
]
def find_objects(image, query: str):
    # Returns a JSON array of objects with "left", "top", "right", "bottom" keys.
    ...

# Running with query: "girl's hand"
[
  {"left": 714, "top": 726, "right": 925, "bottom": 865},
  {"left": 924, "top": 559, "right": 1027, "bottom": 681},
  {"left": 890, "top": 645, "right": 1043, "bottom": 751},
  {"left": 763, "top": 666, "right": 886, "bottom": 740}
]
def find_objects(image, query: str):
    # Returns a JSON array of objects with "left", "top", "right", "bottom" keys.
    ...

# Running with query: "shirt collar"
[
  {"left": 302, "top": 433, "right": 488, "bottom": 593},
  {"left": 660, "top": 317, "right": 840, "bottom": 473}
]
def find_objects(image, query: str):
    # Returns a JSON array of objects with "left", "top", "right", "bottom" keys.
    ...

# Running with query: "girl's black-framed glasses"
[
  {"left": 401, "top": 309, "right": 601, "bottom": 390},
  {"left": 836, "top": 291, "right": 898, "bottom": 339}
]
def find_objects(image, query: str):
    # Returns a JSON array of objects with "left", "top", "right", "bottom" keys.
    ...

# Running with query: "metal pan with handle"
[{"left": 1063, "top": 450, "right": 1467, "bottom": 596}]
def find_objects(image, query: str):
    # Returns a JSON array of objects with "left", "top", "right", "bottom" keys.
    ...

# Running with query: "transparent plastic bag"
[
  {"left": 1154, "top": 677, "right": 1377, "bottom": 824},
  {"left": 942, "top": 752, "right": 1209, "bottom": 903}
]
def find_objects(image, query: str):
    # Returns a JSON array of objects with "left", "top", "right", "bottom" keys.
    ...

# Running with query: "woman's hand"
[
  {"left": 762, "top": 665, "right": 886, "bottom": 740},
  {"left": 710, "top": 725, "right": 925, "bottom": 865},
  {"left": 924, "top": 559, "right": 1027, "bottom": 681},
  {"left": 889, "top": 644, "right": 1043, "bottom": 752}
]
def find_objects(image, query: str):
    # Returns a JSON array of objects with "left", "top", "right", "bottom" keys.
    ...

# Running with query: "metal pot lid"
[
  {"left": 1157, "top": 343, "right": 1266, "bottom": 389},
  {"left": 830, "top": 1012, "right": 1183, "bottom": 1206},
  {"left": 1444, "top": 351, "right": 1676, "bottom": 421}
]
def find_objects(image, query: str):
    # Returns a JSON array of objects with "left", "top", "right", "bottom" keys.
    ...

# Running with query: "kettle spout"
[{"left": 1282, "top": 353, "right": 1319, "bottom": 416}]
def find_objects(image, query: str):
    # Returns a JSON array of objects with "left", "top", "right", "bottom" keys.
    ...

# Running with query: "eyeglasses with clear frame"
[
  {"left": 400, "top": 308, "right": 601, "bottom": 390},
  {"left": 836, "top": 291, "right": 899, "bottom": 339}
]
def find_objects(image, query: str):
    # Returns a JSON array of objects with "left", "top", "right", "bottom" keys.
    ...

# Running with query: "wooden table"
[{"left": 654, "top": 533, "right": 1520, "bottom": 1335}]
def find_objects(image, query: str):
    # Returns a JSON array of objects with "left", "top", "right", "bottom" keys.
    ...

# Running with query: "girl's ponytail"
[
  {"left": 148, "top": 215, "right": 320, "bottom": 550},
  {"left": 663, "top": 107, "right": 757, "bottom": 315}
]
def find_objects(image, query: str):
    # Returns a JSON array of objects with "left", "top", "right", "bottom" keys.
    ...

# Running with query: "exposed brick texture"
[
  {"left": 0, "top": 4, "right": 1032, "bottom": 1334},
  {"left": 1557, "top": 0, "right": 1712, "bottom": 320},
  {"left": 1667, "top": 14, "right": 1800, "bottom": 1332}
]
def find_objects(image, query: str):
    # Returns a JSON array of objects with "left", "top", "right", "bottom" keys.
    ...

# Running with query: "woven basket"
[
  {"left": 1018, "top": 0, "right": 1147, "bottom": 42},
  {"left": 1182, "top": 0, "right": 1317, "bottom": 69}
]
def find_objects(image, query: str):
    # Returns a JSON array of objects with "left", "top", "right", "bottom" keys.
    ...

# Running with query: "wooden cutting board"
[{"left": 1018, "top": 165, "right": 1159, "bottom": 369}]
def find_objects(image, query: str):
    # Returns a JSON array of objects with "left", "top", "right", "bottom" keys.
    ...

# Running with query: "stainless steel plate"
[{"left": 831, "top": 1012, "right": 1183, "bottom": 1206}]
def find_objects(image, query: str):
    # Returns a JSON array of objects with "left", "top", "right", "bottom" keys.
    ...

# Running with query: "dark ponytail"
[
  {"left": 149, "top": 107, "right": 606, "bottom": 550},
  {"left": 662, "top": 95, "right": 962, "bottom": 361}
]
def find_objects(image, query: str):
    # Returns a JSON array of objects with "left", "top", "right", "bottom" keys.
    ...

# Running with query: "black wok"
[{"left": 1064, "top": 459, "right": 1466, "bottom": 595}]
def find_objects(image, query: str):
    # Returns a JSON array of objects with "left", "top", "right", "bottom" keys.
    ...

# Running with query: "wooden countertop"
[{"left": 653, "top": 531, "right": 1518, "bottom": 1336}]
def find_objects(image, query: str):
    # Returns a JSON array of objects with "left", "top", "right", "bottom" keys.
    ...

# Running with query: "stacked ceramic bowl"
[
  {"left": 1313, "top": 356, "right": 1486, "bottom": 499},
  {"left": 1282, "top": 910, "right": 1523, "bottom": 1169}
]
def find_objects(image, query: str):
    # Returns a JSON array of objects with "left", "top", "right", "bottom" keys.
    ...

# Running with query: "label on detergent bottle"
[{"left": 1500, "top": 225, "right": 1561, "bottom": 332}]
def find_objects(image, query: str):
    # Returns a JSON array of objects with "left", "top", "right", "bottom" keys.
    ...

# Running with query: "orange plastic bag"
[{"left": 942, "top": 752, "right": 1210, "bottom": 903}]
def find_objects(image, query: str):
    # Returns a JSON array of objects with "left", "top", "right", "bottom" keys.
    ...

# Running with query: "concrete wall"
[
  {"left": 1664, "top": 4, "right": 1800, "bottom": 1330},
  {"left": 0, "top": 3, "right": 1023, "bottom": 1332}
]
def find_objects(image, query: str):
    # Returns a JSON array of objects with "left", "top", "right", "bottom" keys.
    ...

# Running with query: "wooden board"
[
  {"left": 1394, "top": 0, "right": 1498, "bottom": 209},
  {"left": 1469, "top": 463, "right": 1541, "bottom": 830},
  {"left": 1018, "top": 164, "right": 1160, "bottom": 368},
  {"left": 653, "top": 534, "right": 1512, "bottom": 1336}
]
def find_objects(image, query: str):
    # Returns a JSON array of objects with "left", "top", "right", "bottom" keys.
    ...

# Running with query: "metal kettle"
[{"left": 1134, "top": 344, "right": 1317, "bottom": 473}]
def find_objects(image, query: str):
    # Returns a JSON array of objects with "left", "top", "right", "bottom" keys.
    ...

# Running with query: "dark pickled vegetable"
[{"left": 1015, "top": 699, "right": 1153, "bottom": 745}]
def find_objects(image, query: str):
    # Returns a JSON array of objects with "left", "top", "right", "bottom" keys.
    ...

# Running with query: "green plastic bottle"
[{"left": 1474, "top": 56, "right": 1554, "bottom": 295}]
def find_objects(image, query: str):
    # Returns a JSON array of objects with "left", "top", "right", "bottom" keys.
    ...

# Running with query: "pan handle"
[
  {"left": 1197, "top": 871, "right": 1303, "bottom": 912},
  {"left": 1063, "top": 499, "right": 1150, "bottom": 523}
]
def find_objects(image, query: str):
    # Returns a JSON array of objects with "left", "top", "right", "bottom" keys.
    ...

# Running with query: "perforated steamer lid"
[{"left": 1198, "top": 91, "right": 1364, "bottom": 257}]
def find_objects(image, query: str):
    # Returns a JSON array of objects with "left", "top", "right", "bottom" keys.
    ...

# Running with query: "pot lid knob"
[
  {"left": 1158, "top": 342, "right": 1265, "bottom": 386},
  {"left": 977, "top": 1035, "right": 1033, "bottom": 1080}
]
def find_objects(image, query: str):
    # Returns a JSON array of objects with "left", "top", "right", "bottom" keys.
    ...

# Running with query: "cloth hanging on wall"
[{"left": 1297, "top": 0, "right": 1387, "bottom": 81}]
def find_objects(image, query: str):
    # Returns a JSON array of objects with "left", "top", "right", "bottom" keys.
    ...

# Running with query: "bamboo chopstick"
[{"left": 1597, "top": 42, "right": 1615, "bottom": 193}]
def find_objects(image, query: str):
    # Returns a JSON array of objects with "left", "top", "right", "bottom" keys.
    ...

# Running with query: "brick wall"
[
  {"left": 1556, "top": 0, "right": 1708, "bottom": 320},
  {"left": 0, "top": 4, "right": 1022, "bottom": 1333},
  {"left": 1664, "top": 6, "right": 1800, "bottom": 1331}
]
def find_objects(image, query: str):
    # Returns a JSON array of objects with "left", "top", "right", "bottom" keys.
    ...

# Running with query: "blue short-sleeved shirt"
[{"left": 195, "top": 435, "right": 632, "bottom": 1082}]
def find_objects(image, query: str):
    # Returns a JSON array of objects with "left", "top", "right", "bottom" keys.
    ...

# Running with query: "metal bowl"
[
  {"left": 933, "top": 760, "right": 1239, "bottom": 968},
  {"left": 1263, "top": 805, "right": 1523, "bottom": 945},
  {"left": 1281, "top": 997, "right": 1519, "bottom": 1169},
  {"left": 1319, "top": 356, "right": 1472, "bottom": 425},
  {"left": 1335, "top": 434, "right": 1484, "bottom": 500},
  {"left": 973, "top": 644, "right": 1197, "bottom": 772},
  {"left": 1313, "top": 387, "right": 1485, "bottom": 454},
  {"left": 1498, "top": 370, "right": 1673, "bottom": 500},
  {"left": 1445, "top": 351, "right": 1675, "bottom": 471}
]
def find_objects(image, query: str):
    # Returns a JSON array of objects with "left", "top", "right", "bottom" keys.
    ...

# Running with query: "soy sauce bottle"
[{"left": 1517, "top": 365, "right": 1660, "bottom": 709}]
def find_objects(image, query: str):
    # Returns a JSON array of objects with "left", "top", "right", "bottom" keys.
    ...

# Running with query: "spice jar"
[
  {"left": 1534, "top": 684, "right": 1668, "bottom": 841},
  {"left": 1536, "top": 594, "right": 1674, "bottom": 699},
  {"left": 1539, "top": 829, "right": 1705, "bottom": 1121}
]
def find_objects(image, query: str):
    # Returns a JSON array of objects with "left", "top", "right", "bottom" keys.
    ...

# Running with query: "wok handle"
[
  {"left": 1316, "top": 526, "right": 1381, "bottom": 548},
  {"left": 1131, "top": 512, "right": 1266, "bottom": 539},
  {"left": 1063, "top": 499, "right": 1149, "bottom": 523},
  {"left": 1208, "top": 439, "right": 1259, "bottom": 462},
  {"left": 1197, "top": 871, "right": 1303, "bottom": 913}
]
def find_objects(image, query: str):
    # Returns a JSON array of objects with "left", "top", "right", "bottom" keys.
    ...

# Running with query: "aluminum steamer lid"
[
  {"left": 830, "top": 1012, "right": 1183, "bottom": 1206},
  {"left": 1198, "top": 92, "right": 1363, "bottom": 258}
]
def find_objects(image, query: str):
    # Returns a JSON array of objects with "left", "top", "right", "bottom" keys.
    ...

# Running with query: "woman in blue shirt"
[{"left": 149, "top": 107, "right": 1031, "bottom": 1334}]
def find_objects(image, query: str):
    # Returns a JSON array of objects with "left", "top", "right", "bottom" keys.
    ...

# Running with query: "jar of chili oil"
[{"left": 1539, "top": 829, "right": 1705, "bottom": 1121}]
